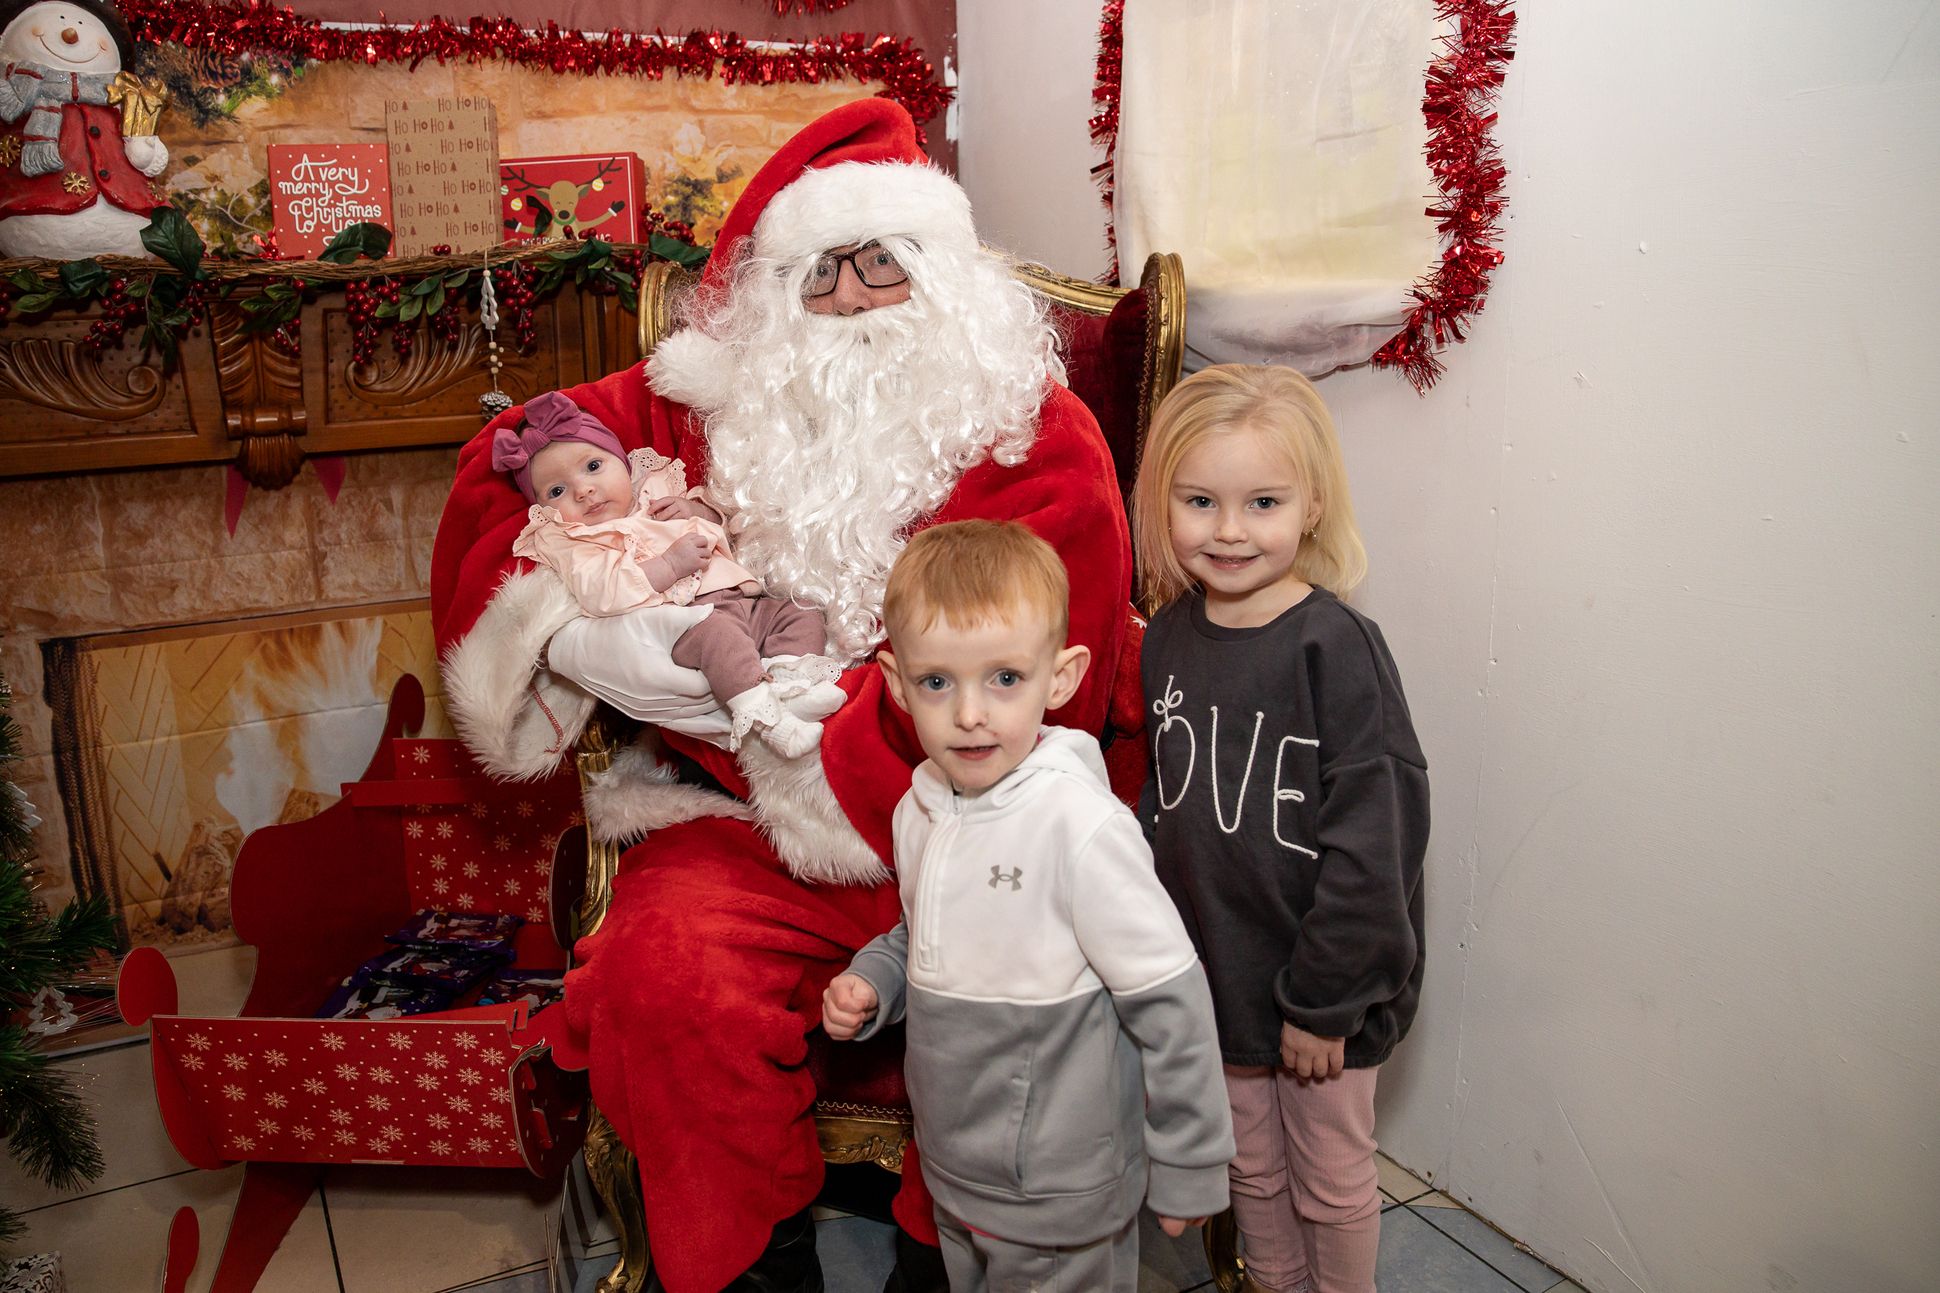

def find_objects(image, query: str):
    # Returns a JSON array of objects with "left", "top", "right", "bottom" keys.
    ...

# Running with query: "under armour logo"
[{"left": 988, "top": 866, "right": 1023, "bottom": 892}]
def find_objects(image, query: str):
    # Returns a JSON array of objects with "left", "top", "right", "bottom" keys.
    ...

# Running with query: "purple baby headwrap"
[{"left": 490, "top": 391, "right": 627, "bottom": 501}]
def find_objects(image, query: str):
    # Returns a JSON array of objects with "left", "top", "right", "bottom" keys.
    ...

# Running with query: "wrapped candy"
[
  {"left": 383, "top": 908, "right": 524, "bottom": 961},
  {"left": 475, "top": 968, "right": 567, "bottom": 1015},
  {"left": 315, "top": 977, "right": 453, "bottom": 1021}
]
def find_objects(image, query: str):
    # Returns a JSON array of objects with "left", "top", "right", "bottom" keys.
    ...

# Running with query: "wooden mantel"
[{"left": 0, "top": 279, "right": 641, "bottom": 486}]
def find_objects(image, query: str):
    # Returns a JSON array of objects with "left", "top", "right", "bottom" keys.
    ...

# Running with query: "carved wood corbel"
[{"left": 209, "top": 292, "right": 307, "bottom": 489}]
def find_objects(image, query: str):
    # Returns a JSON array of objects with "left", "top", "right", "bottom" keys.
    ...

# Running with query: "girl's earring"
[{"left": 1305, "top": 526, "right": 1319, "bottom": 540}]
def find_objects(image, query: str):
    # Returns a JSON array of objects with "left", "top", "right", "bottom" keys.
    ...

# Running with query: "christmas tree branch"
[{"left": 1, "top": 672, "right": 115, "bottom": 1251}]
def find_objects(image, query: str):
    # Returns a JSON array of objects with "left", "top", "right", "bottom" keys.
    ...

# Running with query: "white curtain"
[{"left": 1114, "top": 0, "right": 1441, "bottom": 376}]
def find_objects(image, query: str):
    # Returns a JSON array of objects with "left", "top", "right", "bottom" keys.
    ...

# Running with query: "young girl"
[
  {"left": 493, "top": 391, "right": 833, "bottom": 757},
  {"left": 1132, "top": 365, "right": 1429, "bottom": 1293}
]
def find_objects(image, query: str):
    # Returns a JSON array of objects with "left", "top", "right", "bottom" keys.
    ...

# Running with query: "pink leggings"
[
  {"left": 669, "top": 593, "right": 826, "bottom": 704},
  {"left": 1224, "top": 1063, "right": 1382, "bottom": 1293}
]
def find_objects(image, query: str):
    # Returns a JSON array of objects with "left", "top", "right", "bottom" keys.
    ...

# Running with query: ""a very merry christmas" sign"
[{"left": 267, "top": 143, "right": 395, "bottom": 261}]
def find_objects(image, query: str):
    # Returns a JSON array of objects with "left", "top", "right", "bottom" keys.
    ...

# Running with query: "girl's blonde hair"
[{"left": 1132, "top": 364, "right": 1367, "bottom": 613}]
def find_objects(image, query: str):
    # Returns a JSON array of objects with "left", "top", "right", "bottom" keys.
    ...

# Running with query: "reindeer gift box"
[
  {"left": 117, "top": 675, "right": 592, "bottom": 1291},
  {"left": 499, "top": 152, "right": 644, "bottom": 243}
]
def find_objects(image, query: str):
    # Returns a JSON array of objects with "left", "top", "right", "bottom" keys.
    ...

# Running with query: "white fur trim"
[
  {"left": 736, "top": 739, "right": 890, "bottom": 886},
  {"left": 753, "top": 161, "right": 977, "bottom": 269},
  {"left": 584, "top": 740, "right": 750, "bottom": 846},
  {"left": 645, "top": 327, "right": 738, "bottom": 413},
  {"left": 440, "top": 568, "right": 594, "bottom": 781}
]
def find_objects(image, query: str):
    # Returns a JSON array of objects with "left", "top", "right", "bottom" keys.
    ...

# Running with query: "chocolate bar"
[
  {"left": 383, "top": 908, "right": 524, "bottom": 960},
  {"left": 475, "top": 967, "right": 567, "bottom": 1014}
]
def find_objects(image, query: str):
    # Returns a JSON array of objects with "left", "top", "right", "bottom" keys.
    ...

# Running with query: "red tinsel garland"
[
  {"left": 1089, "top": 0, "right": 1515, "bottom": 392},
  {"left": 1372, "top": 0, "right": 1516, "bottom": 392},
  {"left": 1086, "top": 0, "right": 1124, "bottom": 284},
  {"left": 118, "top": 0, "right": 950, "bottom": 144}
]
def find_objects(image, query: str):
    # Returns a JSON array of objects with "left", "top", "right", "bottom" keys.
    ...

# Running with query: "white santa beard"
[{"left": 700, "top": 276, "right": 1052, "bottom": 661}]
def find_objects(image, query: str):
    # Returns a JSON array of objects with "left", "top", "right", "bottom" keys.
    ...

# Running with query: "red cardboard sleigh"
[{"left": 120, "top": 675, "right": 591, "bottom": 1293}]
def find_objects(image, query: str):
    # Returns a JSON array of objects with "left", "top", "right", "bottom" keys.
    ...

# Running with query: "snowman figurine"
[{"left": 0, "top": 0, "right": 165, "bottom": 258}]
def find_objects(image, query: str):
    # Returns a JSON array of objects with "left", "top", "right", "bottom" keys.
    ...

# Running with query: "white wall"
[
  {"left": 957, "top": 0, "right": 1112, "bottom": 278},
  {"left": 958, "top": 3, "right": 1940, "bottom": 1291}
]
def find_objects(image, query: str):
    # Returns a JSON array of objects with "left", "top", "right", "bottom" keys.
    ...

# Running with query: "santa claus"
[{"left": 432, "top": 100, "right": 1135, "bottom": 1292}]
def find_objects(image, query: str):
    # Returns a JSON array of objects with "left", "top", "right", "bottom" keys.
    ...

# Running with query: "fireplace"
[{"left": 43, "top": 601, "right": 451, "bottom": 955}]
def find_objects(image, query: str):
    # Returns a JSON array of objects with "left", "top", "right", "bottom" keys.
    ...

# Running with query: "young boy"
[{"left": 821, "top": 519, "right": 1234, "bottom": 1292}]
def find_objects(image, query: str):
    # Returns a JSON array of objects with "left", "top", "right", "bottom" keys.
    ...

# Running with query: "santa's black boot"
[
  {"left": 881, "top": 1226, "right": 948, "bottom": 1293},
  {"left": 725, "top": 1207, "right": 824, "bottom": 1293},
  {"left": 647, "top": 1207, "right": 823, "bottom": 1293}
]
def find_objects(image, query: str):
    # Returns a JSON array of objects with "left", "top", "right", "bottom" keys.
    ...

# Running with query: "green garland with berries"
[{"left": 0, "top": 207, "right": 708, "bottom": 367}]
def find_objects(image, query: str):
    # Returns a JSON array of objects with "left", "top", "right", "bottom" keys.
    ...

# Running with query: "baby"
[{"left": 493, "top": 391, "right": 830, "bottom": 757}]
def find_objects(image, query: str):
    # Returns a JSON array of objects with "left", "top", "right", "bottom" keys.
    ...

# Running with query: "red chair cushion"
[
  {"left": 808, "top": 1024, "right": 908, "bottom": 1108},
  {"left": 1050, "top": 289, "right": 1151, "bottom": 500}
]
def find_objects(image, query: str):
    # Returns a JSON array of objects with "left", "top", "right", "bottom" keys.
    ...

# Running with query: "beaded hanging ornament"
[{"left": 479, "top": 252, "right": 513, "bottom": 419}]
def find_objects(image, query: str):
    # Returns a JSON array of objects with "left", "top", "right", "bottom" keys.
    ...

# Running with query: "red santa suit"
[{"left": 431, "top": 101, "right": 1136, "bottom": 1292}]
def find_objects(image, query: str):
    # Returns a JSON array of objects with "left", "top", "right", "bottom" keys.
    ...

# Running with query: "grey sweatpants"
[{"left": 934, "top": 1207, "right": 1140, "bottom": 1293}]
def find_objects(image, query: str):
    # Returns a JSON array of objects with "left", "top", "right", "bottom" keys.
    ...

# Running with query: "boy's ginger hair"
[{"left": 883, "top": 520, "right": 1070, "bottom": 646}]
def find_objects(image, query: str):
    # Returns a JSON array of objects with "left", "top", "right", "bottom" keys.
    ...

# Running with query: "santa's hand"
[
  {"left": 821, "top": 973, "right": 879, "bottom": 1041},
  {"left": 778, "top": 681, "right": 845, "bottom": 724},
  {"left": 123, "top": 134, "right": 168, "bottom": 177},
  {"left": 546, "top": 604, "right": 724, "bottom": 730},
  {"left": 766, "top": 657, "right": 845, "bottom": 724}
]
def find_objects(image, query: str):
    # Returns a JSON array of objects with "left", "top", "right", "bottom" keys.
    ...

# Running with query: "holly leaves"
[
  {"left": 317, "top": 222, "right": 392, "bottom": 265},
  {"left": 137, "top": 207, "right": 209, "bottom": 361}
]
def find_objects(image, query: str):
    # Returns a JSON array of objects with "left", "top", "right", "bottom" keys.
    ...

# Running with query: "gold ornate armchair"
[{"left": 566, "top": 251, "right": 1228, "bottom": 1292}]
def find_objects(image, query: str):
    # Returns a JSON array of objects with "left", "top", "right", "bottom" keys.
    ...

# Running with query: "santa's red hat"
[
  {"left": 703, "top": 97, "right": 974, "bottom": 289},
  {"left": 651, "top": 99, "right": 977, "bottom": 409}
]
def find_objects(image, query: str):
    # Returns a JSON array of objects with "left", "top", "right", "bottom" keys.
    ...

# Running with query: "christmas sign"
[
  {"left": 499, "top": 154, "right": 645, "bottom": 244},
  {"left": 266, "top": 143, "right": 394, "bottom": 260},
  {"left": 385, "top": 95, "right": 501, "bottom": 256}
]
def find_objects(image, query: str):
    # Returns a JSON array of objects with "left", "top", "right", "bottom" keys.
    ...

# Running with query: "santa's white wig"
[{"left": 649, "top": 163, "right": 1062, "bottom": 661}]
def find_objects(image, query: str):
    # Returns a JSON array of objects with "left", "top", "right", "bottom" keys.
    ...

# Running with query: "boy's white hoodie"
[{"left": 848, "top": 726, "right": 1233, "bottom": 1246}]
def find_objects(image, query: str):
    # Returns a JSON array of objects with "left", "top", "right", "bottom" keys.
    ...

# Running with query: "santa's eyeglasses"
[{"left": 803, "top": 242, "right": 910, "bottom": 297}]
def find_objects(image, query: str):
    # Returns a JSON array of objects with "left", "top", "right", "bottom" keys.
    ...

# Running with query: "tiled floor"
[{"left": 3, "top": 947, "right": 1583, "bottom": 1292}]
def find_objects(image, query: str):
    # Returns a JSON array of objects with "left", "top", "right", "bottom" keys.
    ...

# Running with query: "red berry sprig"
[
  {"left": 491, "top": 264, "right": 538, "bottom": 352},
  {"left": 343, "top": 279, "right": 380, "bottom": 365},
  {"left": 428, "top": 293, "right": 462, "bottom": 345},
  {"left": 83, "top": 276, "right": 145, "bottom": 354}
]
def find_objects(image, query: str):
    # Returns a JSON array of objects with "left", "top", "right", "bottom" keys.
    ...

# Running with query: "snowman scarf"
[{"left": 0, "top": 62, "right": 117, "bottom": 176}]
